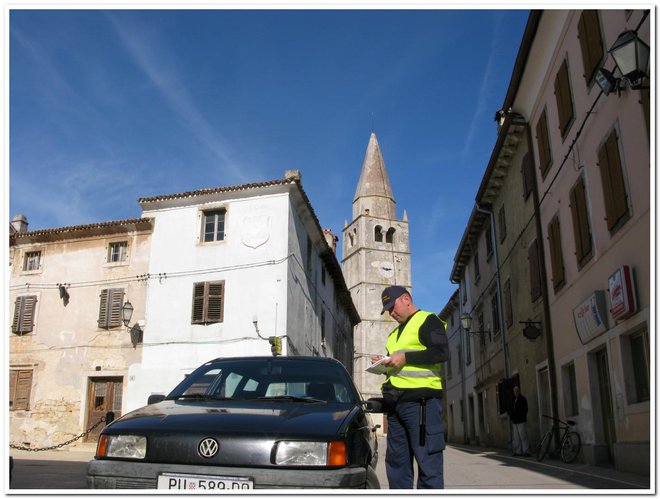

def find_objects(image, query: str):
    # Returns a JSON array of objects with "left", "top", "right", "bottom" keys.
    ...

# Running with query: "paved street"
[{"left": 8, "top": 439, "right": 651, "bottom": 491}]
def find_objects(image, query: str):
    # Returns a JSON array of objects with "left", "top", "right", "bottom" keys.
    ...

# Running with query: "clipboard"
[{"left": 366, "top": 357, "right": 391, "bottom": 375}]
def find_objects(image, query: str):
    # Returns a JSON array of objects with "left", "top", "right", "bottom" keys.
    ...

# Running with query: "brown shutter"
[
  {"left": 578, "top": 10, "right": 604, "bottom": 83},
  {"left": 12, "top": 296, "right": 37, "bottom": 334},
  {"left": 10, "top": 370, "right": 33, "bottom": 411},
  {"left": 98, "top": 289, "right": 109, "bottom": 328},
  {"left": 521, "top": 152, "right": 534, "bottom": 199},
  {"left": 498, "top": 205, "right": 507, "bottom": 242},
  {"left": 569, "top": 176, "right": 592, "bottom": 266},
  {"left": 554, "top": 59, "right": 574, "bottom": 136},
  {"left": 98, "top": 289, "right": 124, "bottom": 329},
  {"left": 547, "top": 216, "right": 566, "bottom": 290},
  {"left": 192, "top": 282, "right": 206, "bottom": 324},
  {"left": 528, "top": 239, "right": 542, "bottom": 301},
  {"left": 535, "top": 111, "right": 552, "bottom": 177},
  {"left": 598, "top": 130, "right": 629, "bottom": 231},
  {"left": 206, "top": 282, "right": 224, "bottom": 322}
]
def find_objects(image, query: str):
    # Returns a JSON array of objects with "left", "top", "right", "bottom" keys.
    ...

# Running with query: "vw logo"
[{"left": 198, "top": 437, "right": 219, "bottom": 458}]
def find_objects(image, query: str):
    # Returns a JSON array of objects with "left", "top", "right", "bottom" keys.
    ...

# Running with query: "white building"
[{"left": 125, "top": 171, "right": 359, "bottom": 410}]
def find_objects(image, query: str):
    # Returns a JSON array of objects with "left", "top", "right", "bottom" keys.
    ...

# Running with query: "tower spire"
[{"left": 352, "top": 133, "right": 396, "bottom": 220}]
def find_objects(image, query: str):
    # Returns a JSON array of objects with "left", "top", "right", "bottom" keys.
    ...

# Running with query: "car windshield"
[{"left": 167, "top": 358, "right": 357, "bottom": 404}]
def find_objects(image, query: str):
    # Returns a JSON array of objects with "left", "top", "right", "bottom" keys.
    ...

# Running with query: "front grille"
[{"left": 114, "top": 478, "right": 157, "bottom": 489}]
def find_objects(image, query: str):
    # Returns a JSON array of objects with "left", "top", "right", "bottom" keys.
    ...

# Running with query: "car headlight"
[
  {"left": 274, "top": 441, "right": 346, "bottom": 466},
  {"left": 97, "top": 434, "right": 147, "bottom": 460}
]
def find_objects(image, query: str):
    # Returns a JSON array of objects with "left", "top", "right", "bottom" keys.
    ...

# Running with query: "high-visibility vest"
[{"left": 384, "top": 311, "right": 444, "bottom": 390}]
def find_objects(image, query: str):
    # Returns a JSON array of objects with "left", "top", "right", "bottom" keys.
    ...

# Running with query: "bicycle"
[{"left": 536, "top": 414, "right": 581, "bottom": 463}]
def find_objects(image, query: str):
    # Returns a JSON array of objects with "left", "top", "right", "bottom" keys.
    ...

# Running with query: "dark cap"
[{"left": 381, "top": 286, "right": 409, "bottom": 314}]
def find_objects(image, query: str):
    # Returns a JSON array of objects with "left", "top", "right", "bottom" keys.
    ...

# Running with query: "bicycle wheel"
[
  {"left": 536, "top": 431, "right": 552, "bottom": 462},
  {"left": 560, "top": 431, "right": 581, "bottom": 463}
]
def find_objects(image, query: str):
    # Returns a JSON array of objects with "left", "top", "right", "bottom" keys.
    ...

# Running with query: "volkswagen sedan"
[{"left": 86, "top": 356, "right": 381, "bottom": 489}]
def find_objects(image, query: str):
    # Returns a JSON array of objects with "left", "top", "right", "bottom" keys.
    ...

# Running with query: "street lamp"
[
  {"left": 121, "top": 301, "right": 134, "bottom": 327},
  {"left": 120, "top": 300, "right": 142, "bottom": 348},
  {"left": 460, "top": 313, "right": 490, "bottom": 336}
]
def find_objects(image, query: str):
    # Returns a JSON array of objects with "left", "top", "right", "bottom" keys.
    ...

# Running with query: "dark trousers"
[{"left": 385, "top": 397, "right": 445, "bottom": 488}]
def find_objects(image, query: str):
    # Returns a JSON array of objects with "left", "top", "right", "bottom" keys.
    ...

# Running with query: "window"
[
  {"left": 521, "top": 152, "right": 535, "bottom": 200},
  {"left": 569, "top": 175, "right": 593, "bottom": 267},
  {"left": 386, "top": 228, "right": 395, "bottom": 244},
  {"left": 473, "top": 252, "right": 480, "bottom": 283},
  {"left": 485, "top": 222, "right": 493, "bottom": 258},
  {"left": 374, "top": 225, "right": 383, "bottom": 242},
  {"left": 477, "top": 312, "right": 486, "bottom": 346},
  {"left": 528, "top": 238, "right": 543, "bottom": 301},
  {"left": 562, "top": 363, "right": 579, "bottom": 416},
  {"left": 547, "top": 215, "right": 566, "bottom": 291},
  {"left": 498, "top": 205, "right": 507, "bottom": 243},
  {"left": 23, "top": 251, "right": 41, "bottom": 271},
  {"left": 10, "top": 369, "right": 33, "bottom": 410},
  {"left": 192, "top": 281, "right": 225, "bottom": 324},
  {"left": 202, "top": 209, "right": 226, "bottom": 242},
  {"left": 625, "top": 329, "right": 650, "bottom": 403},
  {"left": 598, "top": 129, "right": 630, "bottom": 233},
  {"left": 554, "top": 58, "right": 575, "bottom": 138},
  {"left": 491, "top": 293, "right": 500, "bottom": 337},
  {"left": 457, "top": 345, "right": 462, "bottom": 373},
  {"left": 108, "top": 241, "right": 128, "bottom": 263},
  {"left": 535, "top": 109, "right": 552, "bottom": 177},
  {"left": 466, "top": 329, "right": 472, "bottom": 365},
  {"left": 577, "top": 10, "right": 604, "bottom": 85},
  {"left": 504, "top": 278, "right": 513, "bottom": 328},
  {"left": 12, "top": 295, "right": 37, "bottom": 335},
  {"left": 98, "top": 289, "right": 124, "bottom": 329},
  {"left": 306, "top": 236, "right": 313, "bottom": 272}
]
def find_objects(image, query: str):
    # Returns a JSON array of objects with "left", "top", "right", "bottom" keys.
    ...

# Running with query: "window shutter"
[
  {"left": 98, "top": 289, "right": 109, "bottom": 328},
  {"left": 98, "top": 289, "right": 124, "bottom": 329},
  {"left": 504, "top": 278, "right": 513, "bottom": 327},
  {"left": 12, "top": 296, "right": 37, "bottom": 334},
  {"left": 535, "top": 111, "right": 552, "bottom": 176},
  {"left": 206, "top": 282, "right": 224, "bottom": 322},
  {"left": 578, "top": 10, "right": 604, "bottom": 83},
  {"left": 192, "top": 283, "right": 206, "bottom": 324},
  {"left": 528, "top": 239, "right": 542, "bottom": 301},
  {"left": 521, "top": 152, "right": 535, "bottom": 199},
  {"left": 569, "top": 177, "right": 592, "bottom": 266},
  {"left": 554, "top": 60, "right": 574, "bottom": 136},
  {"left": 498, "top": 205, "right": 507, "bottom": 242},
  {"left": 598, "top": 130, "right": 628, "bottom": 231},
  {"left": 10, "top": 370, "right": 33, "bottom": 410},
  {"left": 548, "top": 216, "right": 566, "bottom": 290}
]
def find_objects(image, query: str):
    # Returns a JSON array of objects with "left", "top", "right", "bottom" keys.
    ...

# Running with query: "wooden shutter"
[
  {"left": 528, "top": 239, "right": 542, "bottom": 301},
  {"left": 569, "top": 176, "right": 592, "bottom": 266},
  {"left": 192, "top": 281, "right": 224, "bottom": 324},
  {"left": 554, "top": 59, "right": 574, "bottom": 136},
  {"left": 504, "top": 278, "right": 513, "bottom": 327},
  {"left": 598, "top": 129, "right": 629, "bottom": 231},
  {"left": 10, "top": 369, "right": 33, "bottom": 410},
  {"left": 547, "top": 216, "right": 566, "bottom": 290},
  {"left": 521, "top": 152, "right": 535, "bottom": 199},
  {"left": 535, "top": 110, "right": 552, "bottom": 177},
  {"left": 578, "top": 10, "right": 604, "bottom": 83},
  {"left": 498, "top": 205, "right": 507, "bottom": 242},
  {"left": 12, "top": 295, "right": 37, "bottom": 334},
  {"left": 98, "top": 289, "right": 124, "bottom": 329}
]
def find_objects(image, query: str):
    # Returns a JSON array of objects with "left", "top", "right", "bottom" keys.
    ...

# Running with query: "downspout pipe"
[
  {"left": 451, "top": 277, "right": 469, "bottom": 445},
  {"left": 474, "top": 204, "right": 509, "bottom": 379}
]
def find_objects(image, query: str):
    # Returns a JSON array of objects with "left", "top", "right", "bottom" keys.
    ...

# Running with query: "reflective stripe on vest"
[{"left": 384, "top": 311, "right": 444, "bottom": 390}]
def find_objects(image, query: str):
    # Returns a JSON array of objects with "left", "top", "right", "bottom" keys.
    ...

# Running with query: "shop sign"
[
  {"left": 573, "top": 290, "right": 609, "bottom": 344},
  {"left": 608, "top": 265, "right": 637, "bottom": 321}
]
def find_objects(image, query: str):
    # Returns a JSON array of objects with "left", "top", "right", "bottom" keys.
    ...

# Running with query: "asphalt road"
[{"left": 8, "top": 440, "right": 651, "bottom": 491}]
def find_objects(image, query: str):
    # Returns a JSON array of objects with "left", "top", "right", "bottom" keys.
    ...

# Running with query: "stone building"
[{"left": 342, "top": 133, "right": 412, "bottom": 430}]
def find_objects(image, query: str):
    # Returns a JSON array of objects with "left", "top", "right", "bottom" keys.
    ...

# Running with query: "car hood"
[{"left": 108, "top": 399, "right": 354, "bottom": 437}]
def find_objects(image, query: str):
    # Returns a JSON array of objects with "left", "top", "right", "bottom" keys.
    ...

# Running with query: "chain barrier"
[{"left": 9, "top": 414, "right": 108, "bottom": 452}]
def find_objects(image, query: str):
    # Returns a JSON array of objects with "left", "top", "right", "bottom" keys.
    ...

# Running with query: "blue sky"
[{"left": 8, "top": 8, "right": 530, "bottom": 313}]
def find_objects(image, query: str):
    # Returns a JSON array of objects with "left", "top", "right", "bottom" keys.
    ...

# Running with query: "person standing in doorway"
[
  {"left": 373, "top": 285, "right": 449, "bottom": 488},
  {"left": 510, "top": 385, "right": 530, "bottom": 456}
]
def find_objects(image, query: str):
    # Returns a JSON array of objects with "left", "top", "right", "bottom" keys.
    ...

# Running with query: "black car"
[{"left": 87, "top": 356, "right": 381, "bottom": 489}]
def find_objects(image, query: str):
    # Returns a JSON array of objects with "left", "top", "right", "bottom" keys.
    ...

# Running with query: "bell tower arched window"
[
  {"left": 374, "top": 225, "right": 383, "bottom": 242},
  {"left": 386, "top": 228, "right": 395, "bottom": 244}
]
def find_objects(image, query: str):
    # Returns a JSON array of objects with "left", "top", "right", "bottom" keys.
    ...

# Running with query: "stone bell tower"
[{"left": 342, "top": 133, "right": 411, "bottom": 407}]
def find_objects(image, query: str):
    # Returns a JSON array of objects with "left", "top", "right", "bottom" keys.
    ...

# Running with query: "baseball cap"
[{"left": 381, "top": 286, "right": 408, "bottom": 314}]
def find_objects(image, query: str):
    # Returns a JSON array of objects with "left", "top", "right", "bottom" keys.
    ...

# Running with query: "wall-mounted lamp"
[
  {"left": 520, "top": 320, "right": 542, "bottom": 341},
  {"left": 596, "top": 15, "right": 650, "bottom": 96},
  {"left": 460, "top": 313, "right": 490, "bottom": 335},
  {"left": 120, "top": 301, "right": 142, "bottom": 348}
]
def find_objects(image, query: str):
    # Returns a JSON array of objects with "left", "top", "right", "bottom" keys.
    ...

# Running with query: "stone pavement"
[{"left": 8, "top": 440, "right": 652, "bottom": 491}]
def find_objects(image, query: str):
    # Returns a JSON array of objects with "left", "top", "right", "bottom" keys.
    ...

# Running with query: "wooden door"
[{"left": 85, "top": 377, "right": 123, "bottom": 443}]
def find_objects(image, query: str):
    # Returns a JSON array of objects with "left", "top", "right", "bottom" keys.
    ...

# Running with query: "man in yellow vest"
[{"left": 375, "top": 285, "right": 449, "bottom": 488}]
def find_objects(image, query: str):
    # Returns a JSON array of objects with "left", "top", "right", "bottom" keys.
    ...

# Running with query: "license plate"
[{"left": 157, "top": 472, "right": 254, "bottom": 490}]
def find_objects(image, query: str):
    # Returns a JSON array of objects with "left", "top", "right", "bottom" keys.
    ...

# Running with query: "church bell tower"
[{"left": 342, "top": 133, "right": 412, "bottom": 405}]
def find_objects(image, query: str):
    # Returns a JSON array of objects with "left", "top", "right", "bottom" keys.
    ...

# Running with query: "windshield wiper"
[
  {"left": 168, "top": 394, "right": 233, "bottom": 401},
  {"left": 255, "top": 395, "right": 326, "bottom": 403}
]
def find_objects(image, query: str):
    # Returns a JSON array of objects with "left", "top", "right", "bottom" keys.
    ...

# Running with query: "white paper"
[{"left": 366, "top": 357, "right": 391, "bottom": 375}]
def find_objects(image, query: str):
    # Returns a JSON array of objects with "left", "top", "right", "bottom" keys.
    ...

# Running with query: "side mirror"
[
  {"left": 364, "top": 397, "right": 385, "bottom": 413},
  {"left": 147, "top": 393, "right": 166, "bottom": 405}
]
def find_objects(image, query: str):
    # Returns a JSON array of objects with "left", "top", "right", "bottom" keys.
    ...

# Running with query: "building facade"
[{"left": 342, "top": 133, "right": 412, "bottom": 428}]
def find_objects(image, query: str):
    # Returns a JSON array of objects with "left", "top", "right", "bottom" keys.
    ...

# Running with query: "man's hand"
[{"left": 383, "top": 352, "right": 406, "bottom": 368}]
